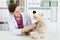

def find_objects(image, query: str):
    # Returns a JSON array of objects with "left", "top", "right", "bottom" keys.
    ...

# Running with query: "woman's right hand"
[
  {"left": 21, "top": 27, "right": 30, "bottom": 34},
  {"left": 21, "top": 28, "right": 27, "bottom": 34},
  {"left": 21, "top": 23, "right": 37, "bottom": 34}
]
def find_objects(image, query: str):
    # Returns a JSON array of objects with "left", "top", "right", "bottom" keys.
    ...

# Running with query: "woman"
[{"left": 7, "top": 3, "right": 37, "bottom": 35}]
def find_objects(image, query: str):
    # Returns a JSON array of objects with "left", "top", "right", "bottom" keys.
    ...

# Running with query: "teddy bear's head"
[
  {"left": 33, "top": 13, "right": 44, "bottom": 21},
  {"left": 33, "top": 11, "right": 45, "bottom": 22}
]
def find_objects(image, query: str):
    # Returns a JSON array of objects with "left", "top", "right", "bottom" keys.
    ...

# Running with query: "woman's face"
[{"left": 13, "top": 6, "right": 21, "bottom": 18}]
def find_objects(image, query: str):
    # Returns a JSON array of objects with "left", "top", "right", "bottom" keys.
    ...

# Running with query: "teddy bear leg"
[{"left": 30, "top": 31, "right": 40, "bottom": 40}]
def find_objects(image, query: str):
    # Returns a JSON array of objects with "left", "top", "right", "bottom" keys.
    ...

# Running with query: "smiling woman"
[{"left": 7, "top": 3, "right": 38, "bottom": 35}]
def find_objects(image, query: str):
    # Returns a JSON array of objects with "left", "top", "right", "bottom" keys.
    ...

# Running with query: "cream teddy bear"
[{"left": 29, "top": 11, "right": 47, "bottom": 40}]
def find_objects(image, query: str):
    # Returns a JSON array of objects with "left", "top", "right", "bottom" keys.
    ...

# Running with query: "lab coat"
[{"left": 7, "top": 12, "right": 33, "bottom": 35}]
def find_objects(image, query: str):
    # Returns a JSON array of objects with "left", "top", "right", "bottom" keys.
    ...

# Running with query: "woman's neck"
[
  {"left": 16, "top": 18, "right": 20, "bottom": 20},
  {"left": 14, "top": 15, "right": 21, "bottom": 20}
]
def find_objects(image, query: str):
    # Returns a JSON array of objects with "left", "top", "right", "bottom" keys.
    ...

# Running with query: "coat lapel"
[{"left": 12, "top": 15, "right": 18, "bottom": 29}]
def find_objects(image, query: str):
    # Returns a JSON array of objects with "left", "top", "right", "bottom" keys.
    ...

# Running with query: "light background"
[{"left": 0, "top": 0, "right": 59, "bottom": 40}]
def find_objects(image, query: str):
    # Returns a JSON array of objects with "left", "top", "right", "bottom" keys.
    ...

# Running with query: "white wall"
[
  {"left": 0, "top": 8, "right": 9, "bottom": 31},
  {"left": 57, "top": 0, "right": 60, "bottom": 34},
  {"left": 0, "top": 0, "right": 9, "bottom": 31},
  {"left": 57, "top": 0, "right": 60, "bottom": 40}
]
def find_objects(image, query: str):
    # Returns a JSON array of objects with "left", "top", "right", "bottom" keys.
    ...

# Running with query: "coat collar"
[{"left": 11, "top": 12, "right": 25, "bottom": 28}]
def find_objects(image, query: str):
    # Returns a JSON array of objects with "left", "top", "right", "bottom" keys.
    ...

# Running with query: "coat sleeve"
[
  {"left": 27, "top": 14, "right": 37, "bottom": 24},
  {"left": 26, "top": 14, "right": 32, "bottom": 25},
  {"left": 7, "top": 14, "right": 22, "bottom": 35}
]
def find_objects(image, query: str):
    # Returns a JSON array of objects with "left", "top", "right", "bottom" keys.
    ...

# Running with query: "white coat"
[{"left": 7, "top": 12, "right": 34, "bottom": 35}]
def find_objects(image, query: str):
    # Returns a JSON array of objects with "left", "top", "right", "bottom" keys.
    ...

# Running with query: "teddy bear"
[
  {"left": 22, "top": 11, "right": 47, "bottom": 40},
  {"left": 29, "top": 11, "right": 47, "bottom": 40}
]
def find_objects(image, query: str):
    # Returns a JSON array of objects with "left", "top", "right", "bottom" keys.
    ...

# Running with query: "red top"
[{"left": 15, "top": 15, "right": 24, "bottom": 29}]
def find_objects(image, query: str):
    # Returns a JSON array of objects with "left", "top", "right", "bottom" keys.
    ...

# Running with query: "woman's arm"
[
  {"left": 7, "top": 15, "right": 22, "bottom": 35},
  {"left": 21, "top": 13, "right": 38, "bottom": 33},
  {"left": 21, "top": 23, "right": 36, "bottom": 33}
]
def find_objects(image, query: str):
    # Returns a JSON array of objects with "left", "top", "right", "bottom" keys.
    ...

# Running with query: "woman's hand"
[
  {"left": 21, "top": 23, "right": 36, "bottom": 34},
  {"left": 21, "top": 27, "right": 29, "bottom": 33}
]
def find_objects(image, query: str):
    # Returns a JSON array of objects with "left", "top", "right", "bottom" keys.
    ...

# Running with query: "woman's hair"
[{"left": 8, "top": 3, "right": 18, "bottom": 13}]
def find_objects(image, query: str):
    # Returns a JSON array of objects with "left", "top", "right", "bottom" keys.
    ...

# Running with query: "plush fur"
[
  {"left": 29, "top": 14, "right": 47, "bottom": 40},
  {"left": 23, "top": 13, "right": 47, "bottom": 40}
]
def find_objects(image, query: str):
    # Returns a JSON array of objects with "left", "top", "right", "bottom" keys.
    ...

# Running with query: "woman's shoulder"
[
  {"left": 7, "top": 13, "right": 13, "bottom": 21},
  {"left": 21, "top": 12, "right": 30, "bottom": 17}
]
